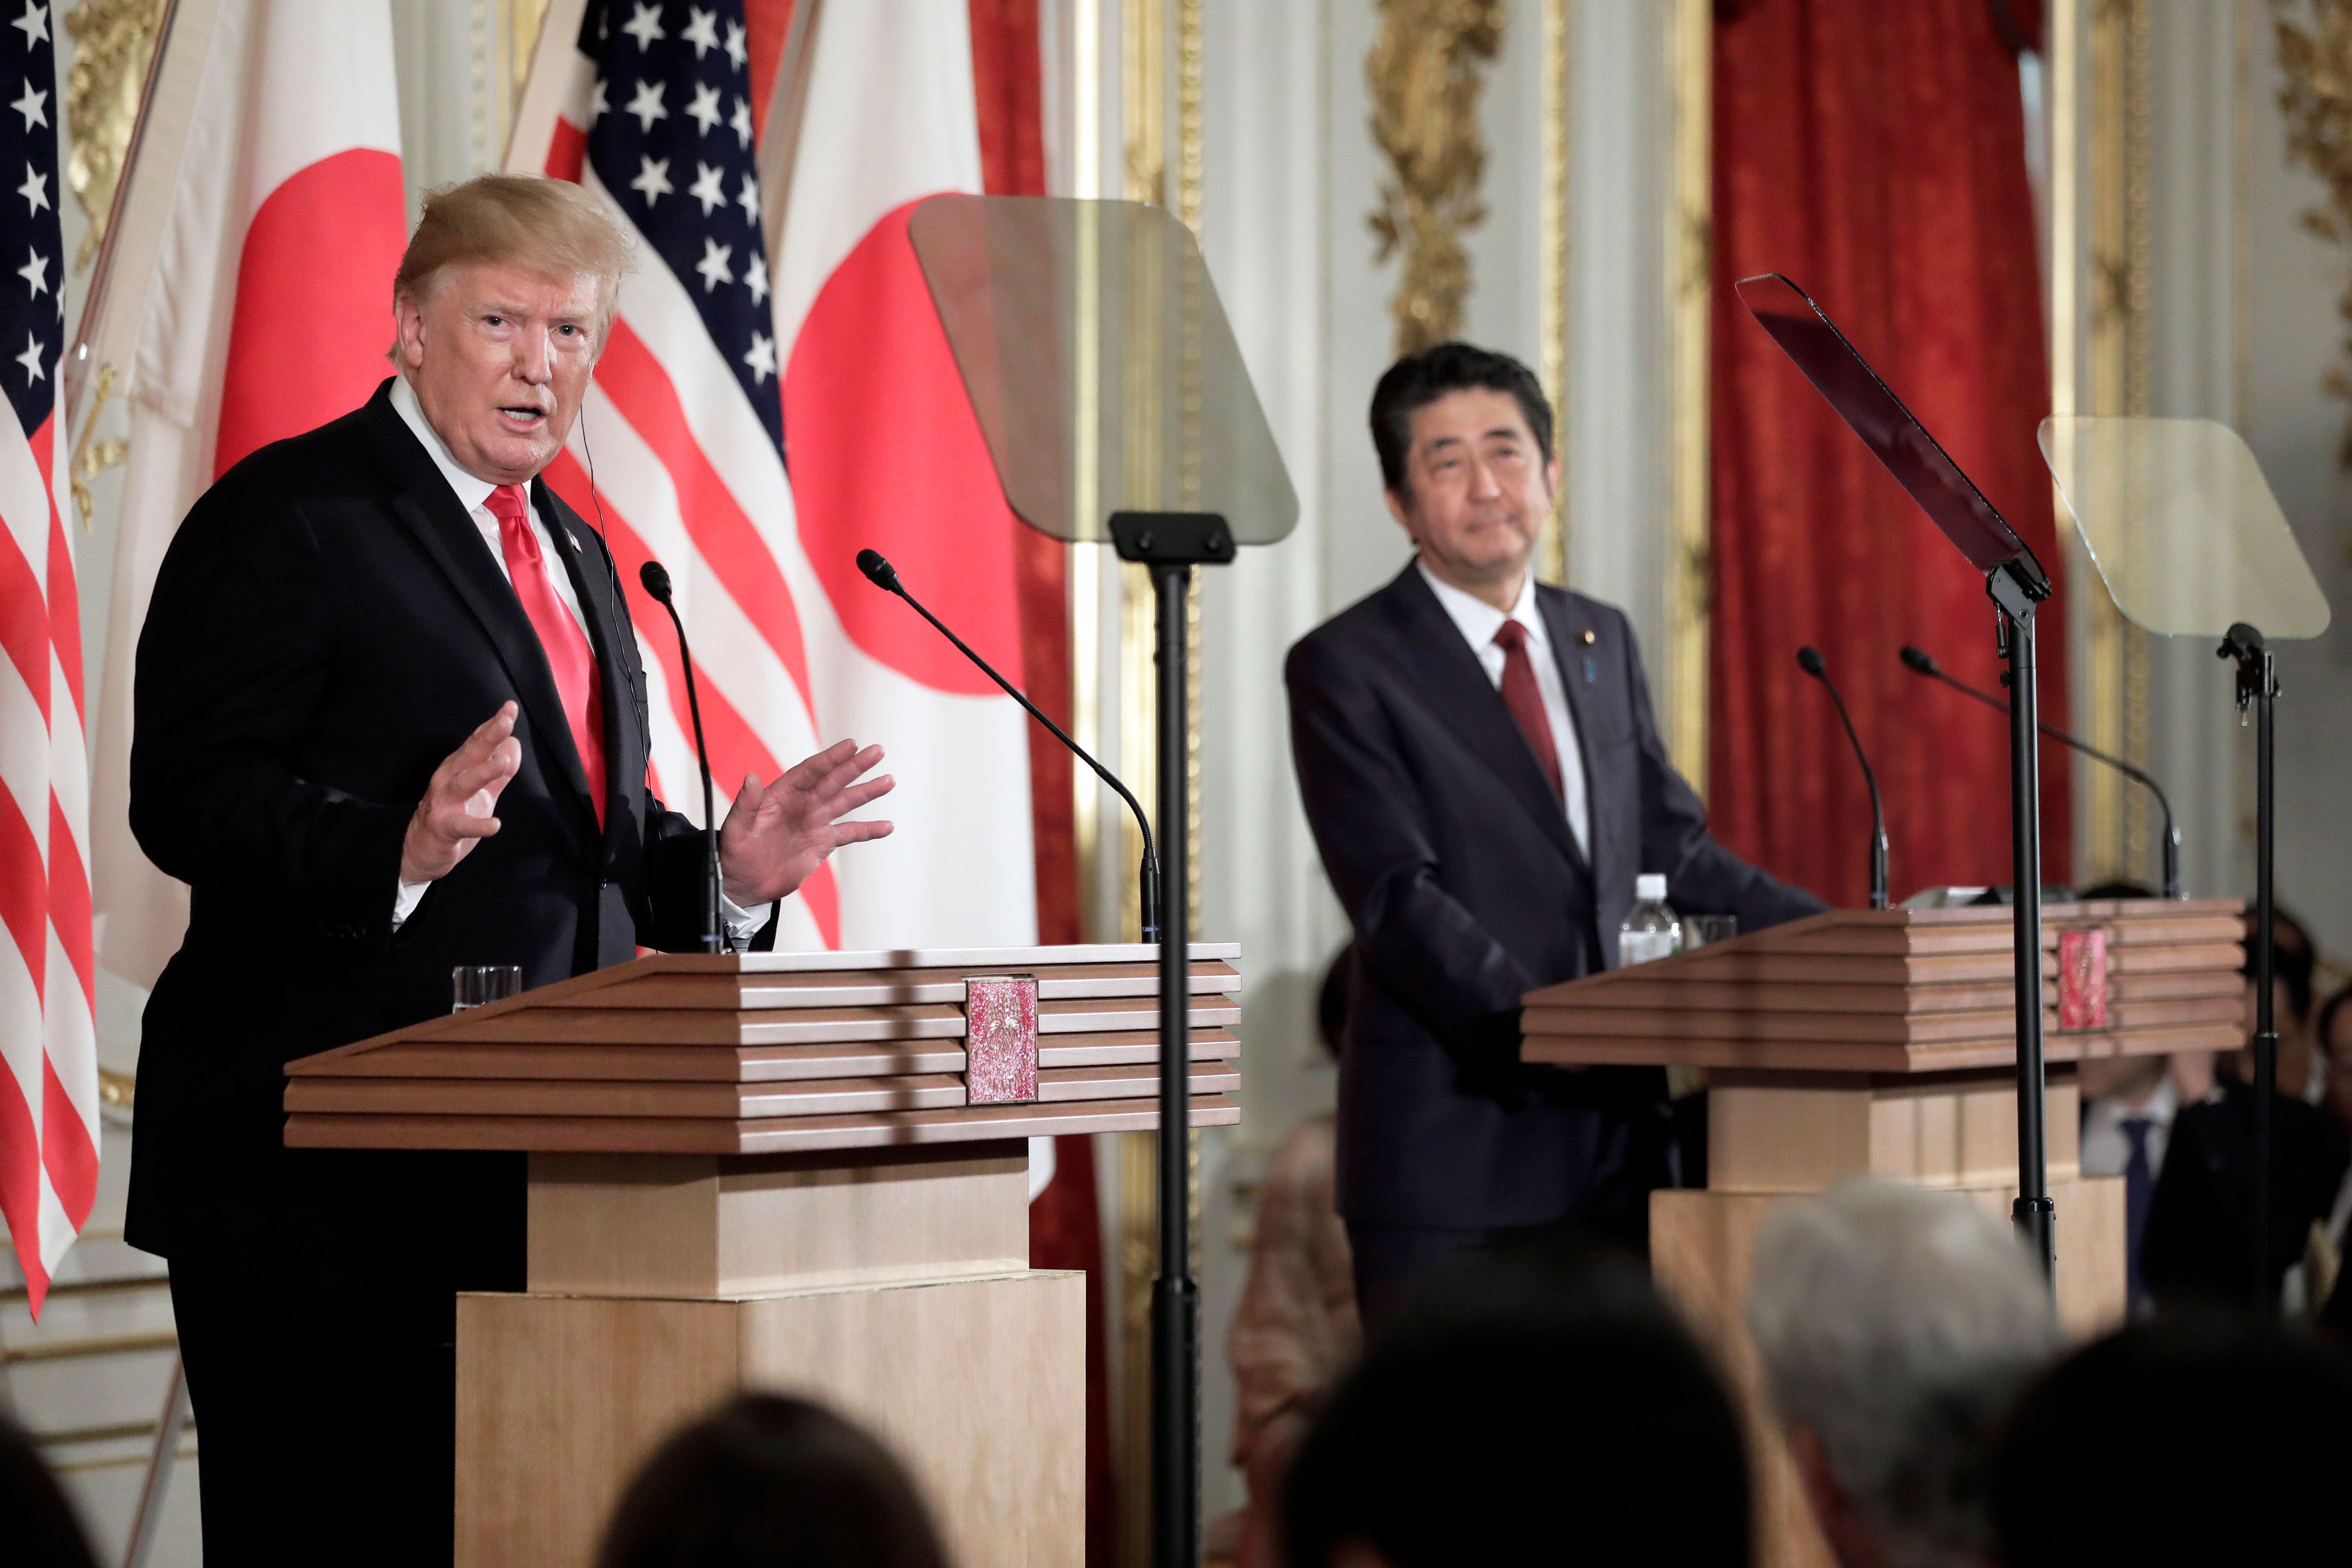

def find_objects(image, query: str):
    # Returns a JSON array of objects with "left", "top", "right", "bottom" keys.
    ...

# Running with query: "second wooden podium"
[
  {"left": 284, "top": 942, "right": 1242, "bottom": 1568},
  {"left": 1523, "top": 899, "right": 2241, "bottom": 1568}
]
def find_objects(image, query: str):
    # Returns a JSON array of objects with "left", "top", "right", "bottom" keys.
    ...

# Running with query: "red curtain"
[
  {"left": 969, "top": 8, "right": 1116, "bottom": 1566},
  {"left": 1709, "top": 0, "right": 2071, "bottom": 908}
]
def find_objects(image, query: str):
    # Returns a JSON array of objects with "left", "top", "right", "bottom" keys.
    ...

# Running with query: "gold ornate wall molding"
[
  {"left": 1111, "top": 0, "right": 1206, "bottom": 1561},
  {"left": 2273, "top": 0, "right": 2352, "bottom": 469},
  {"left": 1537, "top": 0, "right": 1569, "bottom": 584},
  {"left": 64, "top": 0, "right": 167, "bottom": 274},
  {"left": 2050, "top": 0, "right": 2153, "bottom": 888},
  {"left": 1366, "top": 0, "right": 1504, "bottom": 357},
  {"left": 1664, "top": 0, "right": 1711, "bottom": 792}
]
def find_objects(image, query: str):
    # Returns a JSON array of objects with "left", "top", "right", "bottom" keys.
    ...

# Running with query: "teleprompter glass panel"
[
  {"left": 1736, "top": 272, "right": 2040, "bottom": 579},
  {"left": 2038, "top": 415, "right": 2330, "bottom": 641},
  {"left": 908, "top": 194, "right": 1299, "bottom": 546}
]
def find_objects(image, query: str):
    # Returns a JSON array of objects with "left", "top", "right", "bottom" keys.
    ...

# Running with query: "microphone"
[
  {"left": 1900, "top": 644, "right": 2180, "bottom": 899},
  {"left": 856, "top": 549, "right": 1163, "bottom": 943},
  {"left": 638, "top": 561, "right": 723, "bottom": 953},
  {"left": 1797, "top": 645, "right": 1890, "bottom": 910}
]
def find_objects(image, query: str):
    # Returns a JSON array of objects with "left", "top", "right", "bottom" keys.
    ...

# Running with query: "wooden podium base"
[
  {"left": 1649, "top": 1068, "right": 2125, "bottom": 1568},
  {"left": 454, "top": 1142, "right": 1084, "bottom": 1568}
]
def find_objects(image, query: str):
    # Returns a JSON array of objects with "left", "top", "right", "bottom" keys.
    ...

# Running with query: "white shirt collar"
[
  {"left": 1417, "top": 558, "right": 1543, "bottom": 651},
  {"left": 2088, "top": 1074, "right": 2180, "bottom": 1132},
  {"left": 390, "top": 373, "right": 504, "bottom": 515}
]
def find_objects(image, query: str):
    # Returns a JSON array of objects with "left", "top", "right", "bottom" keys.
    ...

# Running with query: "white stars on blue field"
[{"left": 582, "top": 0, "right": 785, "bottom": 431}]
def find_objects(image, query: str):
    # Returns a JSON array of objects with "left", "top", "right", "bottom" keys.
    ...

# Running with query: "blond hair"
[{"left": 393, "top": 174, "right": 635, "bottom": 325}]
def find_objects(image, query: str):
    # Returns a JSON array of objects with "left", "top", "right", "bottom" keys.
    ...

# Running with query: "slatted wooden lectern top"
[{"left": 284, "top": 942, "right": 1243, "bottom": 1568}]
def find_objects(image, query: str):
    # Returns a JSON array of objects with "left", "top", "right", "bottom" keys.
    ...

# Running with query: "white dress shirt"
[
  {"left": 1417, "top": 561, "right": 1591, "bottom": 857},
  {"left": 2079, "top": 1076, "right": 2178, "bottom": 1180},
  {"left": 387, "top": 376, "right": 767, "bottom": 941}
]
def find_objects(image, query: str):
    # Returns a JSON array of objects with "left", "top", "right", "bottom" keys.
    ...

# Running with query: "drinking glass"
[
  {"left": 453, "top": 965, "right": 524, "bottom": 1011},
  {"left": 1683, "top": 915, "right": 1739, "bottom": 950}
]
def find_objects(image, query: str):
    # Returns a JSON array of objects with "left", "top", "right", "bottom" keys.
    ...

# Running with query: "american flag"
[
  {"left": 0, "top": 0, "right": 96, "bottom": 1318},
  {"left": 541, "top": 0, "right": 840, "bottom": 944},
  {"left": 530, "top": 0, "right": 1041, "bottom": 953}
]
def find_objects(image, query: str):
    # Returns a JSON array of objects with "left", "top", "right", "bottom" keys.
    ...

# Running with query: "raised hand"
[
  {"left": 717, "top": 739, "right": 896, "bottom": 907},
  {"left": 401, "top": 702, "right": 523, "bottom": 885}
]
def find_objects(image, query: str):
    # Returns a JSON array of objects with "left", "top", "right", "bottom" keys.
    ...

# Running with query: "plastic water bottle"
[{"left": 1619, "top": 873, "right": 1681, "bottom": 966}]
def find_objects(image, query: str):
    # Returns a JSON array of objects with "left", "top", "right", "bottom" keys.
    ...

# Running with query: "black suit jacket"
[
  {"left": 2142, "top": 1076, "right": 2351, "bottom": 1310},
  {"left": 126, "top": 379, "right": 730, "bottom": 1294},
  {"left": 1285, "top": 564, "right": 1824, "bottom": 1231}
]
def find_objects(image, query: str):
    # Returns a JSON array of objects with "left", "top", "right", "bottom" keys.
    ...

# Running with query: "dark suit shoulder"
[
  {"left": 1540, "top": 583, "right": 1633, "bottom": 644},
  {"left": 205, "top": 396, "right": 388, "bottom": 508},
  {"left": 1288, "top": 565, "right": 1423, "bottom": 664}
]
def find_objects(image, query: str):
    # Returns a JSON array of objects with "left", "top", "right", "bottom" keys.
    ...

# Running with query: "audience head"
[
  {"left": 596, "top": 1393, "right": 948, "bottom": 1568},
  {"left": 2320, "top": 983, "right": 2352, "bottom": 1132},
  {"left": 0, "top": 1410, "right": 97, "bottom": 1568},
  {"left": 1994, "top": 1314, "right": 2352, "bottom": 1565},
  {"left": 1285, "top": 1243, "right": 1749, "bottom": 1568},
  {"left": 1747, "top": 1178, "right": 2059, "bottom": 1568}
]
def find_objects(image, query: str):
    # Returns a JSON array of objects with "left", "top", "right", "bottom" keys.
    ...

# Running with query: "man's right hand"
[{"left": 401, "top": 702, "right": 523, "bottom": 885}]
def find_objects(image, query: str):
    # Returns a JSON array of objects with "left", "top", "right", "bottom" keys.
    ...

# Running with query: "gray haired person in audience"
[{"left": 1747, "top": 1179, "right": 2061, "bottom": 1568}]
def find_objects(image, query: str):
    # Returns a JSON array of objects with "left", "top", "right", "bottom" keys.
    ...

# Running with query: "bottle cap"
[{"left": 1635, "top": 873, "right": 1667, "bottom": 901}]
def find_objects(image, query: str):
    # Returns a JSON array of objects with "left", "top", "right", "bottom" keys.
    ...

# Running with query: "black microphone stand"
[
  {"left": 1989, "top": 562, "right": 2056, "bottom": 1283},
  {"left": 1901, "top": 646, "right": 2182, "bottom": 900},
  {"left": 1796, "top": 647, "right": 1889, "bottom": 909},
  {"left": 2221, "top": 623, "right": 2279, "bottom": 1311},
  {"left": 639, "top": 561, "right": 723, "bottom": 954}
]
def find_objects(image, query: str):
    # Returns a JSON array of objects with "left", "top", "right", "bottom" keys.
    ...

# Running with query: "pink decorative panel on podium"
[{"left": 963, "top": 975, "right": 1040, "bottom": 1104}]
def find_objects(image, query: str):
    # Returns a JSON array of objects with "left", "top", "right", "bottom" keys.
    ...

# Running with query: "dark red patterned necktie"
[
  {"left": 1493, "top": 619, "right": 1563, "bottom": 803},
  {"left": 487, "top": 484, "right": 606, "bottom": 827}
]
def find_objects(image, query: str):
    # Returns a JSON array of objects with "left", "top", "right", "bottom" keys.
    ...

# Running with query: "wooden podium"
[
  {"left": 1522, "top": 899, "right": 2241, "bottom": 1568},
  {"left": 284, "top": 942, "right": 1242, "bottom": 1568}
]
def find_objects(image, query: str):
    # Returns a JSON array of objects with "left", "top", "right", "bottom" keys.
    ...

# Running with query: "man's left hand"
[{"left": 716, "top": 739, "right": 895, "bottom": 907}]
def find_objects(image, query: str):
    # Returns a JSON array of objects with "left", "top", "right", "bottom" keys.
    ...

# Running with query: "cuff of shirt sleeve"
[
  {"left": 392, "top": 878, "right": 429, "bottom": 931},
  {"left": 720, "top": 890, "right": 773, "bottom": 946}
]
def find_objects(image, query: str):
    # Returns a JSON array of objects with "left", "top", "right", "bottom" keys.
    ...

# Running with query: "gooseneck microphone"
[
  {"left": 638, "top": 561, "right": 724, "bottom": 953},
  {"left": 1798, "top": 646, "right": 1891, "bottom": 910},
  {"left": 857, "top": 549, "right": 1163, "bottom": 943},
  {"left": 1900, "top": 644, "right": 2180, "bottom": 899}
]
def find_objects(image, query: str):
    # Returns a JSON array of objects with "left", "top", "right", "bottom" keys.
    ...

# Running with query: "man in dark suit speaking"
[
  {"left": 126, "top": 176, "right": 893, "bottom": 1564},
  {"left": 1286, "top": 343, "right": 1824, "bottom": 1321}
]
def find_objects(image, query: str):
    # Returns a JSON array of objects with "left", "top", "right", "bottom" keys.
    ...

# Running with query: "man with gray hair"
[{"left": 1747, "top": 1178, "right": 2061, "bottom": 1568}]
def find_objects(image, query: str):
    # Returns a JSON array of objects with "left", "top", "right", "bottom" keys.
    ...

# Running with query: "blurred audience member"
[
  {"left": 1747, "top": 1179, "right": 2058, "bottom": 1568},
  {"left": 1284, "top": 1246, "right": 1747, "bottom": 1568},
  {"left": 2142, "top": 906, "right": 2349, "bottom": 1310},
  {"left": 596, "top": 1394, "right": 948, "bottom": 1568},
  {"left": 0, "top": 1410, "right": 97, "bottom": 1568},
  {"left": 2074, "top": 881, "right": 2206, "bottom": 1310},
  {"left": 1226, "top": 947, "right": 1361, "bottom": 1568},
  {"left": 1993, "top": 1315, "right": 2352, "bottom": 1565},
  {"left": 2309, "top": 984, "right": 2352, "bottom": 1324}
]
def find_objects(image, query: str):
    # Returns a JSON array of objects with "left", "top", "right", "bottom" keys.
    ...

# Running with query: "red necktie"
[
  {"left": 486, "top": 483, "right": 606, "bottom": 828},
  {"left": 1493, "top": 619, "right": 1564, "bottom": 803}
]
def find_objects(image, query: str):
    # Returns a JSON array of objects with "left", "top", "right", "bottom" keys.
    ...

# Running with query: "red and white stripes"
[{"left": 0, "top": 398, "right": 98, "bottom": 1318}]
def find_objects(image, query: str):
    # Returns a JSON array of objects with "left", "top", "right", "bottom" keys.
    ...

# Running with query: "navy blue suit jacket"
[{"left": 1286, "top": 564, "right": 1825, "bottom": 1231}]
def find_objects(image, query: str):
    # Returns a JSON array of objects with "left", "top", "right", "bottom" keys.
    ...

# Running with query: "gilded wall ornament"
[
  {"left": 65, "top": 0, "right": 169, "bottom": 274},
  {"left": 2273, "top": 0, "right": 2352, "bottom": 468},
  {"left": 1367, "top": 0, "right": 1505, "bottom": 357}
]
